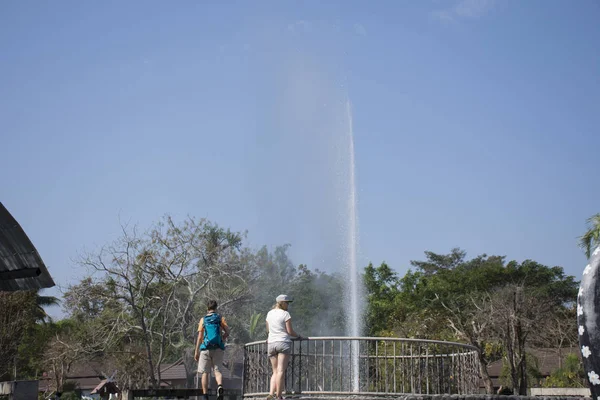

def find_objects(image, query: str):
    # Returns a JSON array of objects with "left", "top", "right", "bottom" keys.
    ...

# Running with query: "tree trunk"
[
  {"left": 518, "top": 354, "right": 528, "bottom": 395},
  {"left": 516, "top": 301, "right": 527, "bottom": 395},
  {"left": 478, "top": 354, "right": 495, "bottom": 394},
  {"left": 183, "top": 349, "right": 197, "bottom": 388}
]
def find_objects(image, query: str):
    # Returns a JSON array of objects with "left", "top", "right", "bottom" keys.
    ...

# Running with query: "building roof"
[
  {"left": 91, "top": 379, "right": 120, "bottom": 395},
  {"left": 160, "top": 361, "right": 187, "bottom": 381},
  {"left": 159, "top": 358, "right": 243, "bottom": 382},
  {"left": 0, "top": 202, "right": 55, "bottom": 291},
  {"left": 482, "top": 347, "right": 581, "bottom": 389}
]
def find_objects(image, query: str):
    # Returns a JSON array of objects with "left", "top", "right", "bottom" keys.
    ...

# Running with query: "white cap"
[{"left": 276, "top": 294, "right": 293, "bottom": 302}]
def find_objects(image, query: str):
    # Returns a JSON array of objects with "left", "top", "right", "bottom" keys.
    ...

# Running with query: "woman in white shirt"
[{"left": 265, "top": 294, "right": 302, "bottom": 400}]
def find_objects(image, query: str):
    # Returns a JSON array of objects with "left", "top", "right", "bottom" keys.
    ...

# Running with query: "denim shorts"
[{"left": 268, "top": 341, "right": 291, "bottom": 357}]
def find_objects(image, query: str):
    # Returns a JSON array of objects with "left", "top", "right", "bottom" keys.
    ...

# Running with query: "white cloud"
[{"left": 432, "top": 0, "right": 495, "bottom": 23}]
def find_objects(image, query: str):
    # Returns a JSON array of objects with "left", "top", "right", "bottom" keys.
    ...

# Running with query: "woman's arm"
[
  {"left": 285, "top": 319, "right": 301, "bottom": 338},
  {"left": 265, "top": 321, "right": 269, "bottom": 343}
]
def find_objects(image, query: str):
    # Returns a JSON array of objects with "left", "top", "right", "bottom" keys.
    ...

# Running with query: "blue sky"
[{"left": 1, "top": 1, "right": 599, "bottom": 317}]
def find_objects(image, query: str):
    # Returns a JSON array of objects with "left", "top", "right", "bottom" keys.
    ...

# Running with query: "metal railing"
[{"left": 243, "top": 337, "right": 480, "bottom": 398}]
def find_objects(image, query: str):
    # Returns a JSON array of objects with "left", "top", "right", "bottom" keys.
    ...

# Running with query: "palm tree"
[
  {"left": 579, "top": 213, "right": 600, "bottom": 259},
  {"left": 248, "top": 312, "right": 264, "bottom": 341},
  {"left": 34, "top": 290, "right": 60, "bottom": 323}
]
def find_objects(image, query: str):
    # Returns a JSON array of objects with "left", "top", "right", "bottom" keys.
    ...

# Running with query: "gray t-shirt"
[{"left": 266, "top": 308, "right": 292, "bottom": 343}]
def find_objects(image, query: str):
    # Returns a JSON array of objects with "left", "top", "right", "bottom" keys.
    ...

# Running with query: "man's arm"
[
  {"left": 194, "top": 318, "right": 204, "bottom": 361},
  {"left": 221, "top": 317, "right": 230, "bottom": 340}
]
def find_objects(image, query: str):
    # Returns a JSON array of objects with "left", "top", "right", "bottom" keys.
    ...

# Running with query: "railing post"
[{"left": 298, "top": 338, "right": 302, "bottom": 394}]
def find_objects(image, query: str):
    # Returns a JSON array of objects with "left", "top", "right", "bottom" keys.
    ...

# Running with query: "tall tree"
[
  {"left": 363, "top": 262, "right": 402, "bottom": 336},
  {"left": 409, "top": 248, "right": 466, "bottom": 275},
  {"left": 72, "top": 215, "right": 254, "bottom": 389},
  {"left": 287, "top": 264, "right": 345, "bottom": 336},
  {"left": 0, "top": 291, "right": 37, "bottom": 380},
  {"left": 34, "top": 290, "right": 60, "bottom": 323},
  {"left": 367, "top": 250, "right": 579, "bottom": 394}
]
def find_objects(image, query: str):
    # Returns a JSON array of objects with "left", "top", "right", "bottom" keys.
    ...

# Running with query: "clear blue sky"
[{"left": 2, "top": 1, "right": 599, "bottom": 317}]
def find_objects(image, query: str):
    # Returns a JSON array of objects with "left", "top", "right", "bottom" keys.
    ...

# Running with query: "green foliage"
[
  {"left": 363, "top": 248, "right": 579, "bottom": 394},
  {"left": 26, "top": 212, "right": 582, "bottom": 394},
  {"left": 248, "top": 312, "right": 264, "bottom": 341},
  {"left": 409, "top": 247, "right": 466, "bottom": 275},
  {"left": 16, "top": 322, "right": 57, "bottom": 379},
  {"left": 287, "top": 265, "right": 345, "bottom": 336},
  {"left": 579, "top": 213, "right": 600, "bottom": 259},
  {"left": 0, "top": 290, "right": 37, "bottom": 380},
  {"left": 542, "top": 353, "right": 586, "bottom": 388},
  {"left": 59, "top": 392, "right": 81, "bottom": 400},
  {"left": 499, "top": 352, "right": 543, "bottom": 393},
  {"left": 483, "top": 342, "right": 504, "bottom": 361},
  {"left": 363, "top": 262, "right": 401, "bottom": 336},
  {"left": 51, "top": 217, "right": 346, "bottom": 390}
]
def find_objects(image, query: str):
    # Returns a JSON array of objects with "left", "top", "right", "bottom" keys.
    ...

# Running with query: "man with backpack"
[{"left": 194, "top": 300, "right": 230, "bottom": 400}]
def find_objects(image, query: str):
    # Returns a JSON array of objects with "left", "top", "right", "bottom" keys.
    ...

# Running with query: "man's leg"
[
  {"left": 212, "top": 349, "right": 225, "bottom": 400},
  {"left": 198, "top": 350, "right": 211, "bottom": 399},
  {"left": 201, "top": 373, "right": 209, "bottom": 394}
]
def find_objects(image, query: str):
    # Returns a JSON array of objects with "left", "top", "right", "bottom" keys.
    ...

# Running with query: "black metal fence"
[{"left": 243, "top": 337, "right": 480, "bottom": 398}]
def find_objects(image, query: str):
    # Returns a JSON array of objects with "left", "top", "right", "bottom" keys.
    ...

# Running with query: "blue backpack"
[{"left": 200, "top": 313, "right": 225, "bottom": 350}]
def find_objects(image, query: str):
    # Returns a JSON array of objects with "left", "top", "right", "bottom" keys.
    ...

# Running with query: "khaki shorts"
[
  {"left": 197, "top": 348, "right": 224, "bottom": 374},
  {"left": 268, "top": 341, "right": 291, "bottom": 357}
]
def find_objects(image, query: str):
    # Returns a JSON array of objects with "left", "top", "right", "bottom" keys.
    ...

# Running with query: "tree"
[
  {"left": 42, "top": 319, "right": 98, "bottom": 394},
  {"left": 247, "top": 312, "right": 264, "bottom": 341},
  {"left": 410, "top": 248, "right": 466, "bottom": 275},
  {"left": 363, "top": 262, "right": 402, "bottom": 336},
  {"left": 0, "top": 291, "right": 37, "bottom": 380},
  {"left": 542, "top": 353, "right": 586, "bottom": 388},
  {"left": 485, "top": 260, "right": 577, "bottom": 394},
  {"left": 534, "top": 305, "right": 579, "bottom": 367},
  {"left": 229, "top": 246, "right": 346, "bottom": 341},
  {"left": 11, "top": 290, "right": 61, "bottom": 380},
  {"left": 412, "top": 253, "right": 507, "bottom": 393},
  {"left": 34, "top": 290, "right": 60, "bottom": 324},
  {"left": 287, "top": 264, "right": 345, "bottom": 336},
  {"left": 367, "top": 249, "right": 579, "bottom": 394},
  {"left": 250, "top": 245, "right": 298, "bottom": 314},
  {"left": 579, "top": 213, "right": 600, "bottom": 258},
  {"left": 72, "top": 216, "right": 255, "bottom": 389}
]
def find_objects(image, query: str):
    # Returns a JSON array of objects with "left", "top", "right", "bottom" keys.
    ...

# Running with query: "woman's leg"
[
  {"left": 275, "top": 353, "right": 290, "bottom": 398},
  {"left": 269, "top": 355, "right": 278, "bottom": 397}
]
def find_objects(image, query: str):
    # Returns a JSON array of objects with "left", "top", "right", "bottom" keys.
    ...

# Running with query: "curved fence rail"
[{"left": 243, "top": 337, "right": 480, "bottom": 398}]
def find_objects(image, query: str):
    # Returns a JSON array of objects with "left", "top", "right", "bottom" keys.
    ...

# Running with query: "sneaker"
[
  {"left": 217, "top": 385, "right": 224, "bottom": 400},
  {"left": 266, "top": 395, "right": 275, "bottom": 400}
]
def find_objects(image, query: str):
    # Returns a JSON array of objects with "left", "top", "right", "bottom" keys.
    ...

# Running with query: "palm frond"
[{"left": 579, "top": 213, "right": 600, "bottom": 259}]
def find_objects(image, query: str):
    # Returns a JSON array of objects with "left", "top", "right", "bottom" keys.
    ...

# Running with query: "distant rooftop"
[{"left": 0, "top": 202, "right": 55, "bottom": 291}]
